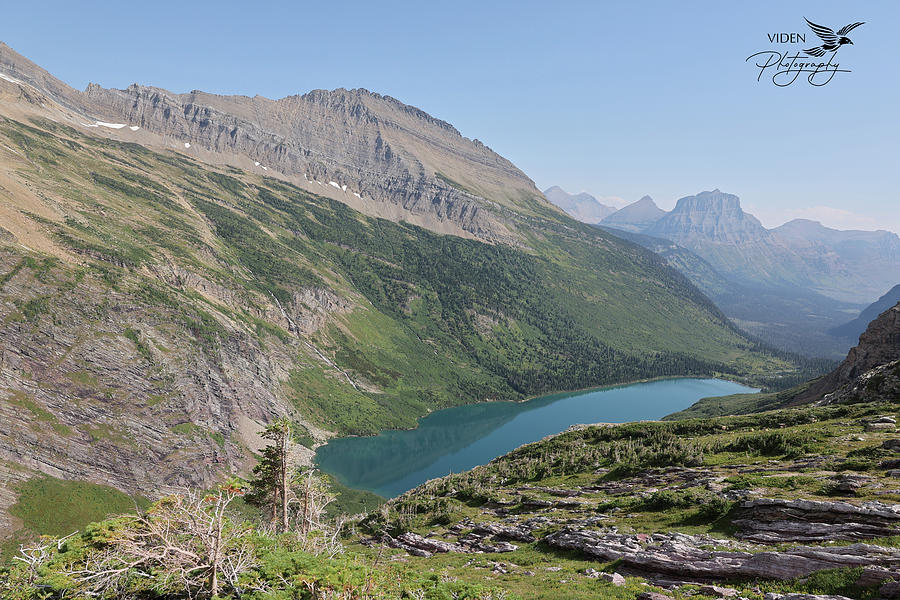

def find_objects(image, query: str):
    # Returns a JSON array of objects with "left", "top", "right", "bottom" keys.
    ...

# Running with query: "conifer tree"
[{"left": 246, "top": 418, "right": 292, "bottom": 531}]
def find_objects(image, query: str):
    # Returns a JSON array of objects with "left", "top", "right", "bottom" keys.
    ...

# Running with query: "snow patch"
[
  {"left": 328, "top": 181, "right": 341, "bottom": 189},
  {"left": 83, "top": 121, "right": 127, "bottom": 129},
  {"left": 183, "top": 142, "right": 191, "bottom": 148},
  {"left": 254, "top": 161, "right": 260, "bottom": 166},
  {"left": 353, "top": 192, "right": 361, "bottom": 199},
  {"left": 0, "top": 72, "right": 23, "bottom": 85},
  {"left": 261, "top": 166, "right": 268, "bottom": 171},
  {"left": 129, "top": 126, "right": 140, "bottom": 131}
]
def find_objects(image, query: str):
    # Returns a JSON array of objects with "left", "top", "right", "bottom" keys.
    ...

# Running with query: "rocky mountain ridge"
[{"left": 0, "top": 41, "right": 558, "bottom": 244}]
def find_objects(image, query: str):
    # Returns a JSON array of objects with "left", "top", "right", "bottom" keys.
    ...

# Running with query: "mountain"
[
  {"left": 829, "top": 284, "right": 900, "bottom": 339},
  {"left": 542, "top": 186, "right": 616, "bottom": 223},
  {"left": 0, "top": 42, "right": 559, "bottom": 245},
  {"left": 0, "top": 43, "right": 796, "bottom": 540},
  {"left": 613, "top": 190, "right": 900, "bottom": 306},
  {"left": 644, "top": 189, "right": 768, "bottom": 244},
  {"left": 600, "top": 195, "right": 666, "bottom": 233},
  {"left": 599, "top": 189, "right": 898, "bottom": 357},
  {"left": 794, "top": 301, "right": 900, "bottom": 404},
  {"left": 641, "top": 190, "right": 806, "bottom": 289},
  {"left": 771, "top": 219, "right": 900, "bottom": 302}
]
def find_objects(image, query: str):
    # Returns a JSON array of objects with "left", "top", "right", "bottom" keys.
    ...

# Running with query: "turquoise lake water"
[{"left": 315, "top": 378, "right": 757, "bottom": 498}]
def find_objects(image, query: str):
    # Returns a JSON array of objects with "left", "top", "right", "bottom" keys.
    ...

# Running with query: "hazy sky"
[{"left": 3, "top": 1, "right": 898, "bottom": 232}]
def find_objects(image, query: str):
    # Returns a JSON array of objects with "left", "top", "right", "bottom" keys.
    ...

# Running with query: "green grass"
[
  {"left": 325, "top": 476, "right": 385, "bottom": 518},
  {"left": 9, "top": 475, "right": 149, "bottom": 539},
  {"left": 4, "top": 391, "right": 72, "bottom": 436}
]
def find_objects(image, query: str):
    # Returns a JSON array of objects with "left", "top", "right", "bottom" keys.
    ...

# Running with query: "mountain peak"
[
  {"left": 645, "top": 190, "right": 767, "bottom": 244},
  {"left": 542, "top": 186, "right": 616, "bottom": 224},
  {"left": 600, "top": 195, "right": 667, "bottom": 233}
]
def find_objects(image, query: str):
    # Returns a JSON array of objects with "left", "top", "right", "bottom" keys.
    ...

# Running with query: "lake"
[{"left": 315, "top": 378, "right": 757, "bottom": 498}]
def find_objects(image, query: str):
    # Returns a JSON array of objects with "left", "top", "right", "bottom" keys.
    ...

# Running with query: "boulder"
[
  {"left": 699, "top": 585, "right": 739, "bottom": 597},
  {"left": 472, "top": 522, "right": 536, "bottom": 542},
  {"left": 602, "top": 572, "right": 627, "bottom": 586},
  {"left": 868, "top": 423, "right": 897, "bottom": 432}
]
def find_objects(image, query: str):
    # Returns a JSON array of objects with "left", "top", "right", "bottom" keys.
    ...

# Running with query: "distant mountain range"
[
  {"left": 828, "top": 284, "right": 900, "bottom": 340},
  {"left": 553, "top": 187, "right": 900, "bottom": 358},
  {"left": 542, "top": 186, "right": 617, "bottom": 223}
]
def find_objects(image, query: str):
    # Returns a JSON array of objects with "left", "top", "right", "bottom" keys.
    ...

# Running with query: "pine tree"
[{"left": 245, "top": 418, "right": 292, "bottom": 532}]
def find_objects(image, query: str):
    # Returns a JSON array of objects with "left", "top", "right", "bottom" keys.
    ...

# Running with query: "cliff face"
[
  {"left": 795, "top": 302, "right": 900, "bottom": 404},
  {"left": 82, "top": 83, "right": 543, "bottom": 242},
  {"left": 0, "top": 40, "right": 563, "bottom": 244}
]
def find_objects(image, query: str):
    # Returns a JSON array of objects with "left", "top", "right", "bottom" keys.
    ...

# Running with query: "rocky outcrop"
[
  {"left": 382, "top": 531, "right": 518, "bottom": 558},
  {"left": 732, "top": 498, "right": 900, "bottom": 543},
  {"left": 796, "top": 302, "right": 900, "bottom": 404},
  {"left": 544, "top": 529, "right": 900, "bottom": 583}
]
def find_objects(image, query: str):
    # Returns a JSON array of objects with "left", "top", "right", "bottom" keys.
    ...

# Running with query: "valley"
[
  {"left": 0, "top": 41, "right": 801, "bottom": 548},
  {"left": 0, "top": 11, "right": 898, "bottom": 599},
  {"left": 546, "top": 188, "right": 899, "bottom": 359}
]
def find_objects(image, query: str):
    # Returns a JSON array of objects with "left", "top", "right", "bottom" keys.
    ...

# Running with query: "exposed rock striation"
[
  {"left": 544, "top": 529, "right": 900, "bottom": 583},
  {"left": 731, "top": 498, "right": 900, "bottom": 543}
]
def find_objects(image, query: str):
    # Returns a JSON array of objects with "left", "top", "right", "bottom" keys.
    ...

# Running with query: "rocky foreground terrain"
[{"left": 351, "top": 403, "right": 900, "bottom": 599}]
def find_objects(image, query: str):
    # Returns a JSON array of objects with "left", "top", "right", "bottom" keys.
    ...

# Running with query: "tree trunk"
[{"left": 280, "top": 432, "right": 289, "bottom": 532}]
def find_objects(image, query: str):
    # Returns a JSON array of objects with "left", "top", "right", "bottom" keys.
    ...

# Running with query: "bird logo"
[{"left": 803, "top": 18, "right": 864, "bottom": 57}]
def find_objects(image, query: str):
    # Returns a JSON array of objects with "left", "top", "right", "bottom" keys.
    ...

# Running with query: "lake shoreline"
[
  {"left": 315, "top": 378, "right": 758, "bottom": 498},
  {"left": 319, "top": 373, "right": 756, "bottom": 443}
]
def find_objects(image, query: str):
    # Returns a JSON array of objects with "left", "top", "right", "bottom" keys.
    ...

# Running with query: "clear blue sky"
[{"left": 3, "top": 1, "right": 898, "bottom": 232}]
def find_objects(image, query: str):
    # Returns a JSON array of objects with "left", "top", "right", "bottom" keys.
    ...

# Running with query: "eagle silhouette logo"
[{"left": 803, "top": 18, "right": 864, "bottom": 57}]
